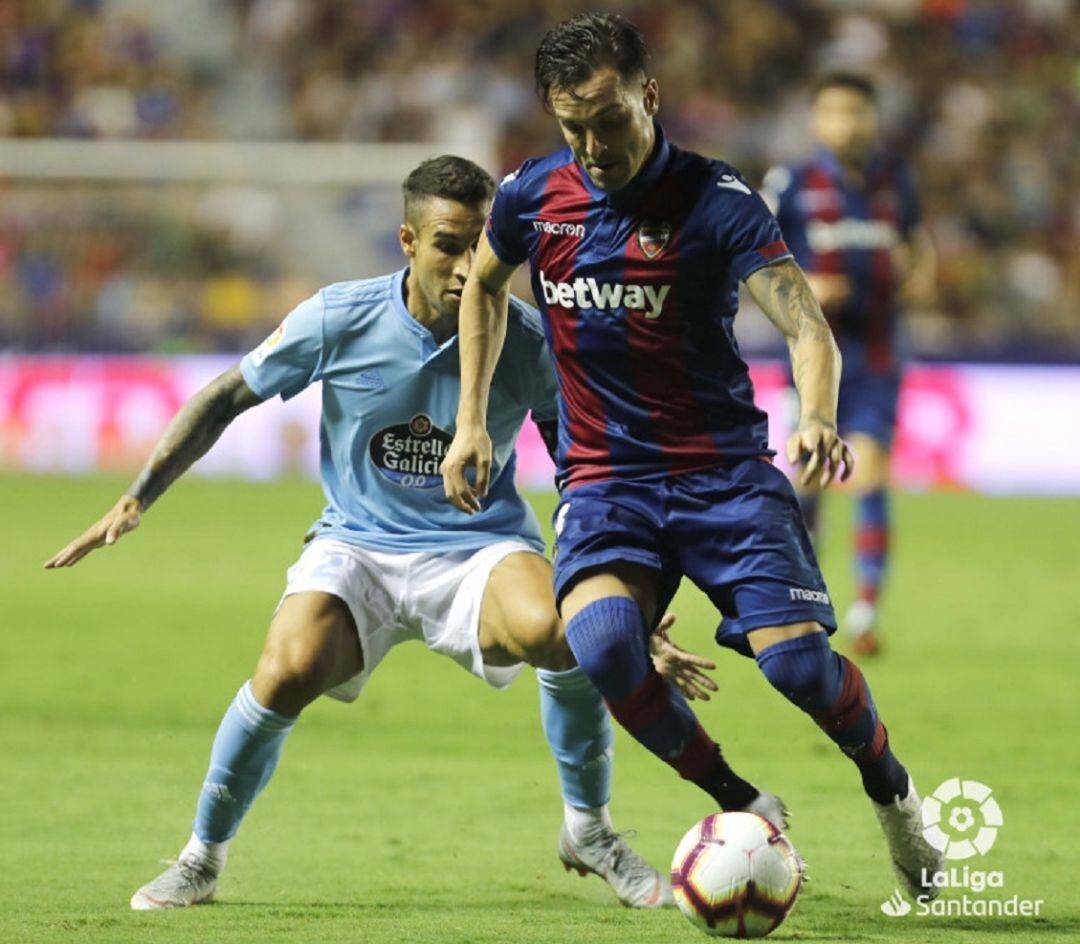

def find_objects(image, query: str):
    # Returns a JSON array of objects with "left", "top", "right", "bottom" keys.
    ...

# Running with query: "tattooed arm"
[
  {"left": 44, "top": 366, "right": 262, "bottom": 568},
  {"left": 126, "top": 366, "right": 262, "bottom": 509},
  {"left": 745, "top": 259, "right": 854, "bottom": 488}
]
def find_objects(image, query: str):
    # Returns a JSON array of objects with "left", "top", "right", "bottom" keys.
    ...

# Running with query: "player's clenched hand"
[
  {"left": 649, "top": 613, "right": 719, "bottom": 702},
  {"left": 44, "top": 495, "right": 143, "bottom": 569},
  {"left": 787, "top": 419, "right": 854, "bottom": 489},
  {"left": 440, "top": 423, "right": 492, "bottom": 515}
]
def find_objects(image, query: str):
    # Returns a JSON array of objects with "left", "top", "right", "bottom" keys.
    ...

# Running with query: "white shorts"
[{"left": 278, "top": 537, "right": 541, "bottom": 702}]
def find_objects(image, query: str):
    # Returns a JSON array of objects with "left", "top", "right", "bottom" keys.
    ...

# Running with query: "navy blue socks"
[
  {"left": 855, "top": 489, "right": 889, "bottom": 605},
  {"left": 755, "top": 632, "right": 907, "bottom": 803},
  {"left": 566, "top": 597, "right": 757, "bottom": 810}
]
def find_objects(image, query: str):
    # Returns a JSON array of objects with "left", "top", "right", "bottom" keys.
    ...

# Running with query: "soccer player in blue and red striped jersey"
[
  {"left": 442, "top": 13, "right": 942, "bottom": 898},
  {"left": 763, "top": 73, "right": 936, "bottom": 656}
]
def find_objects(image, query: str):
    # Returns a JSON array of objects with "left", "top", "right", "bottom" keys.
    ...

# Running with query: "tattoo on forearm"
[
  {"left": 127, "top": 367, "right": 257, "bottom": 509},
  {"left": 748, "top": 260, "right": 840, "bottom": 418},
  {"left": 754, "top": 260, "right": 832, "bottom": 344}
]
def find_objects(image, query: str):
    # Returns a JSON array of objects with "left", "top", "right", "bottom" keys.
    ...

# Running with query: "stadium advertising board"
[{"left": 1, "top": 356, "right": 1077, "bottom": 495}]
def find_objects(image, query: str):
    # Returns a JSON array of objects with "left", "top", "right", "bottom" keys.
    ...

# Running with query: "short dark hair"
[
  {"left": 813, "top": 71, "right": 878, "bottom": 103},
  {"left": 535, "top": 12, "right": 647, "bottom": 106},
  {"left": 402, "top": 155, "right": 495, "bottom": 224}
]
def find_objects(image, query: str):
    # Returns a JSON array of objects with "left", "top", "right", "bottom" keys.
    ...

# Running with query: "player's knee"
[
  {"left": 254, "top": 635, "right": 333, "bottom": 713},
  {"left": 519, "top": 610, "right": 575, "bottom": 672},
  {"left": 754, "top": 631, "right": 838, "bottom": 713},
  {"left": 563, "top": 597, "right": 645, "bottom": 681},
  {"left": 854, "top": 467, "right": 888, "bottom": 493},
  {"left": 850, "top": 436, "right": 890, "bottom": 489}
]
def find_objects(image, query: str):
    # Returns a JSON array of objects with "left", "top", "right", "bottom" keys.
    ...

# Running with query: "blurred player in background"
[
  {"left": 44, "top": 156, "right": 732, "bottom": 911},
  {"left": 763, "top": 73, "right": 936, "bottom": 656},
  {"left": 443, "top": 13, "right": 942, "bottom": 898}
]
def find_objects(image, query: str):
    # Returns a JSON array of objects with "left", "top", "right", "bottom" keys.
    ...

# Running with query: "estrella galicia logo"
[{"left": 369, "top": 413, "right": 452, "bottom": 490}]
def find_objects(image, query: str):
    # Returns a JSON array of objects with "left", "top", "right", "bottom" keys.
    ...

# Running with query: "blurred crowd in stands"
[{"left": 1, "top": 0, "right": 1076, "bottom": 359}]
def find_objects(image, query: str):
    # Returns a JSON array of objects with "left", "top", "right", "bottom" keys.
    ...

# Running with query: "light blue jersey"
[{"left": 240, "top": 267, "right": 557, "bottom": 553}]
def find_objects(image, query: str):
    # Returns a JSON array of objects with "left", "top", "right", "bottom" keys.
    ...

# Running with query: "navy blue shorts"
[
  {"left": 552, "top": 459, "right": 837, "bottom": 657},
  {"left": 838, "top": 364, "right": 901, "bottom": 448}
]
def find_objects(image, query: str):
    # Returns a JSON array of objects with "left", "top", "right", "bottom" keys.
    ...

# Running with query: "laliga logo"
[
  {"left": 881, "top": 778, "right": 1043, "bottom": 920},
  {"left": 922, "top": 777, "right": 1002, "bottom": 860}
]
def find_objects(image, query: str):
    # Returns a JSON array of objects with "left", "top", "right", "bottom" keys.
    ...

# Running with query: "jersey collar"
[
  {"left": 392, "top": 267, "right": 459, "bottom": 364},
  {"left": 391, "top": 267, "right": 432, "bottom": 342},
  {"left": 575, "top": 119, "right": 671, "bottom": 206}
]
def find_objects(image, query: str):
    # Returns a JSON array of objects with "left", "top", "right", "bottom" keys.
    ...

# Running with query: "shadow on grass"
[
  {"left": 905, "top": 915, "right": 1079, "bottom": 935},
  {"left": 205, "top": 899, "right": 619, "bottom": 914},
  {"left": 173, "top": 900, "right": 878, "bottom": 943}
]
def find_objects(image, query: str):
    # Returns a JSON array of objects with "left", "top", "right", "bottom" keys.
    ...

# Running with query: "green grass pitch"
[{"left": 2, "top": 473, "right": 1078, "bottom": 943}]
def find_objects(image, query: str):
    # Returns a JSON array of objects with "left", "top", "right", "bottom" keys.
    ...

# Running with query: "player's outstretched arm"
[
  {"left": 442, "top": 231, "right": 517, "bottom": 514},
  {"left": 746, "top": 259, "right": 854, "bottom": 489},
  {"left": 44, "top": 366, "right": 262, "bottom": 568}
]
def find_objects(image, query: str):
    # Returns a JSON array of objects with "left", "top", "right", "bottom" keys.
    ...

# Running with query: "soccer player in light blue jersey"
[{"left": 45, "top": 156, "right": 733, "bottom": 911}]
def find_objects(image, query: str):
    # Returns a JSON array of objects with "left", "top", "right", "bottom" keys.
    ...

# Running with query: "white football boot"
[
  {"left": 130, "top": 853, "right": 219, "bottom": 910},
  {"left": 743, "top": 790, "right": 789, "bottom": 831},
  {"left": 558, "top": 824, "right": 673, "bottom": 908},
  {"left": 873, "top": 776, "right": 944, "bottom": 899},
  {"left": 845, "top": 600, "right": 882, "bottom": 657}
]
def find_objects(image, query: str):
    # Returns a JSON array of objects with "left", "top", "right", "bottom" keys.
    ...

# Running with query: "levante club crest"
[{"left": 637, "top": 221, "right": 672, "bottom": 259}]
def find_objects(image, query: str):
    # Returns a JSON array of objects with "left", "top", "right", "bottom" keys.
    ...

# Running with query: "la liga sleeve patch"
[{"left": 251, "top": 321, "right": 286, "bottom": 367}]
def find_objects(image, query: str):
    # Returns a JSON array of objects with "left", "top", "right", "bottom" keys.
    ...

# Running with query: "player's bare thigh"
[
  {"left": 558, "top": 560, "right": 661, "bottom": 629},
  {"left": 478, "top": 551, "right": 575, "bottom": 671},
  {"left": 847, "top": 433, "right": 890, "bottom": 492},
  {"left": 746, "top": 621, "right": 828, "bottom": 654},
  {"left": 251, "top": 591, "right": 364, "bottom": 716}
]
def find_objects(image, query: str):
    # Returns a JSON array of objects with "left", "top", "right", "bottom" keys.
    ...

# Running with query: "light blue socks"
[
  {"left": 536, "top": 666, "right": 614, "bottom": 819},
  {"left": 192, "top": 680, "right": 297, "bottom": 847},
  {"left": 187, "top": 671, "right": 611, "bottom": 866}
]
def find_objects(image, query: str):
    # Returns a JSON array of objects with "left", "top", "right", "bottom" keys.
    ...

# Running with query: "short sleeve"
[
  {"left": 485, "top": 167, "right": 529, "bottom": 266},
  {"left": 711, "top": 165, "right": 793, "bottom": 281},
  {"left": 529, "top": 340, "right": 560, "bottom": 423},
  {"left": 240, "top": 291, "right": 325, "bottom": 401}
]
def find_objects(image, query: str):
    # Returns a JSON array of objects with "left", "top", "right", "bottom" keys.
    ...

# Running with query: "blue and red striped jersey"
[
  {"left": 763, "top": 149, "right": 920, "bottom": 369},
  {"left": 486, "top": 123, "right": 791, "bottom": 490}
]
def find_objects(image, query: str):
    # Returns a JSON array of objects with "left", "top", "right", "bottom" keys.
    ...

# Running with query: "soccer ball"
[{"left": 670, "top": 812, "right": 803, "bottom": 938}]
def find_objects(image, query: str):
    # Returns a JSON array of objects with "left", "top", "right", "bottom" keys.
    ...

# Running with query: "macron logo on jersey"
[
  {"left": 533, "top": 220, "right": 585, "bottom": 238},
  {"left": 789, "top": 587, "right": 831, "bottom": 605},
  {"left": 539, "top": 270, "right": 670, "bottom": 320}
]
